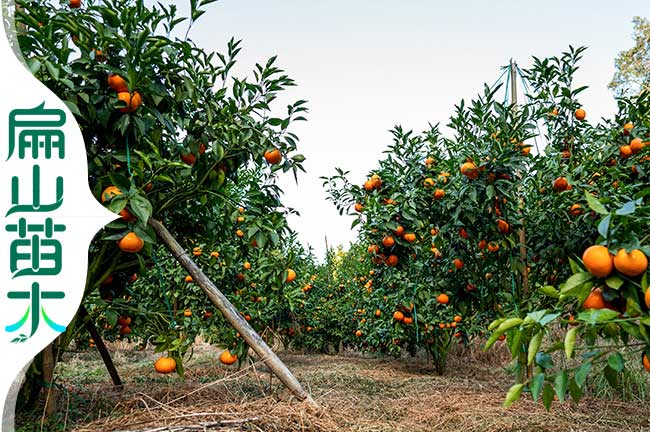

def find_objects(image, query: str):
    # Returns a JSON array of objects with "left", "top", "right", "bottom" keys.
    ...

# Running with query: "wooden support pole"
[
  {"left": 510, "top": 59, "right": 531, "bottom": 384},
  {"left": 148, "top": 218, "right": 318, "bottom": 408},
  {"left": 40, "top": 344, "right": 57, "bottom": 417},
  {"left": 78, "top": 305, "right": 123, "bottom": 388},
  {"left": 510, "top": 59, "right": 529, "bottom": 297}
]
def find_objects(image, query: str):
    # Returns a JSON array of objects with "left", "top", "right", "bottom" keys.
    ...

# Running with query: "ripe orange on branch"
[
  {"left": 220, "top": 350, "right": 238, "bottom": 365},
  {"left": 180, "top": 151, "right": 197, "bottom": 165},
  {"left": 552, "top": 176, "right": 569, "bottom": 192},
  {"left": 107, "top": 73, "right": 128, "bottom": 92},
  {"left": 154, "top": 357, "right": 177, "bottom": 374},
  {"left": 437, "top": 293, "right": 449, "bottom": 305},
  {"left": 620, "top": 145, "right": 633, "bottom": 158},
  {"left": 403, "top": 233, "right": 416, "bottom": 243},
  {"left": 460, "top": 162, "right": 479, "bottom": 179},
  {"left": 496, "top": 219, "right": 510, "bottom": 234},
  {"left": 613, "top": 249, "right": 648, "bottom": 277},
  {"left": 382, "top": 236, "right": 395, "bottom": 248},
  {"left": 575, "top": 108, "right": 586, "bottom": 120},
  {"left": 630, "top": 138, "right": 644, "bottom": 154},
  {"left": 370, "top": 174, "right": 382, "bottom": 189},
  {"left": 118, "top": 232, "right": 144, "bottom": 253},
  {"left": 582, "top": 245, "right": 613, "bottom": 278},
  {"left": 264, "top": 148, "right": 282, "bottom": 164},
  {"left": 117, "top": 91, "right": 142, "bottom": 113},
  {"left": 385, "top": 255, "right": 399, "bottom": 266},
  {"left": 569, "top": 204, "right": 583, "bottom": 216},
  {"left": 582, "top": 287, "right": 608, "bottom": 310},
  {"left": 101, "top": 185, "right": 122, "bottom": 203}
]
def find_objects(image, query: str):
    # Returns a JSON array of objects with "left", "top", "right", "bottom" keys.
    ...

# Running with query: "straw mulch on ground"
[{"left": 39, "top": 342, "right": 650, "bottom": 432}]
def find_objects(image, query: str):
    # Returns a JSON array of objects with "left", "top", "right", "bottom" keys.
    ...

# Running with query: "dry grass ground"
[{"left": 19, "top": 341, "right": 650, "bottom": 432}]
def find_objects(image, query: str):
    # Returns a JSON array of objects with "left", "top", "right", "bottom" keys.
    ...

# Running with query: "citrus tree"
[{"left": 14, "top": 0, "right": 309, "bottom": 404}]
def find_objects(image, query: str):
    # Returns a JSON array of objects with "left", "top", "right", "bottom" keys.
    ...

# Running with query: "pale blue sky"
[{"left": 175, "top": 1, "right": 648, "bottom": 259}]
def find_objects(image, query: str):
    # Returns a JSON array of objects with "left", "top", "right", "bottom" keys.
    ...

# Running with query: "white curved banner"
[{"left": 0, "top": 8, "right": 117, "bottom": 430}]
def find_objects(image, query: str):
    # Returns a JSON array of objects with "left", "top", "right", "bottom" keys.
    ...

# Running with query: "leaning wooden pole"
[
  {"left": 149, "top": 218, "right": 318, "bottom": 408},
  {"left": 78, "top": 305, "right": 123, "bottom": 388}
]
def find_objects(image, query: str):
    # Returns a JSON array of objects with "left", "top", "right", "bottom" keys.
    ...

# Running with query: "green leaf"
[
  {"left": 554, "top": 371, "right": 568, "bottom": 402},
  {"left": 484, "top": 318, "right": 523, "bottom": 351},
  {"left": 603, "top": 365, "right": 618, "bottom": 388},
  {"left": 607, "top": 352, "right": 624, "bottom": 372},
  {"left": 564, "top": 326, "right": 578, "bottom": 359},
  {"left": 525, "top": 310, "right": 547, "bottom": 324},
  {"left": 615, "top": 200, "right": 636, "bottom": 216},
  {"left": 538, "top": 285, "right": 559, "bottom": 298},
  {"left": 577, "top": 309, "right": 619, "bottom": 324},
  {"left": 503, "top": 383, "right": 524, "bottom": 408},
  {"left": 130, "top": 194, "right": 153, "bottom": 223},
  {"left": 598, "top": 214, "right": 611, "bottom": 238},
  {"left": 536, "top": 352, "right": 554, "bottom": 369},
  {"left": 63, "top": 100, "right": 81, "bottom": 116},
  {"left": 619, "top": 320, "right": 642, "bottom": 339},
  {"left": 584, "top": 191, "right": 608, "bottom": 215},
  {"left": 44, "top": 60, "right": 60, "bottom": 80},
  {"left": 568, "top": 377, "right": 582, "bottom": 403},
  {"left": 28, "top": 58, "right": 41, "bottom": 74},
  {"left": 605, "top": 275, "right": 624, "bottom": 290},
  {"left": 528, "top": 331, "right": 543, "bottom": 365},
  {"left": 574, "top": 362, "right": 592, "bottom": 387},
  {"left": 530, "top": 373, "right": 545, "bottom": 401},
  {"left": 105, "top": 310, "right": 118, "bottom": 328},
  {"left": 542, "top": 383, "right": 555, "bottom": 411},
  {"left": 539, "top": 312, "right": 561, "bottom": 326},
  {"left": 568, "top": 257, "right": 582, "bottom": 274},
  {"left": 560, "top": 272, "right": 594, "bottom": 295}
]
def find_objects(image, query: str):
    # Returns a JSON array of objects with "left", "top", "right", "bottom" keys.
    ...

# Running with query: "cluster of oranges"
[
  {"left": 100, "top": 185, "right": 145, "bottom": 253},
  {"left": 107, "top": 73, "right": 142, "bottom": 114},
  {"left": 117, "top": 315, "right": 132, "bottom": 336},
  {"left": 581, "top": 245, "right": 649, "bottom": 311}
]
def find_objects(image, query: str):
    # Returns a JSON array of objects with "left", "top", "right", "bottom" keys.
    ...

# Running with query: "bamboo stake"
[
  {"left": 510, "top": 60, "right": 529, "bottom": 296},
  {"left": 148, "top": 218, "right": 318, "bottom": 408},
  {"left": 510, "top": 60, "right": 532, "bottom": 384}
]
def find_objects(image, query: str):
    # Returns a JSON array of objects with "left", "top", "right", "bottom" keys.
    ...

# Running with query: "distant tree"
[{"left": 609, "top": 16, "right": 650, "bottom": 96}]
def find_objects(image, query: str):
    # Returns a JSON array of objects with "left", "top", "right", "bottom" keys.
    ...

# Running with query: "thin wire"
[
  {"left": 153, "top": 249, "right": 177, "bottom": 328},
  {"left": 125, "top": 135, "right": 134, "bottom": 177},
  {"left": 411, "top": 271, "right": 420, "bottom": 343},
  {"left": 515, "top": 65, "right": 544, "bottom": 154},
  {"left": 504, "top": 63, "right": 511, "bottom": 105},
  {"left": 489, "top": 67, "right": 509, "bottom": 92}
]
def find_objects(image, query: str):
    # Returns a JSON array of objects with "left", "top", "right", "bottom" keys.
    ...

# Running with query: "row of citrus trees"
[
  {"left": 15, "top": 0, "right": 320, "bottom": 405},
  {"left": 296, "top": 47, "right": 650, "bottom": 407}
]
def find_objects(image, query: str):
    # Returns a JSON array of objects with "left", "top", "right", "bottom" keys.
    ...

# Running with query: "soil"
[{"left": 16, "top": 341, "right": 650, "bottom": 432}]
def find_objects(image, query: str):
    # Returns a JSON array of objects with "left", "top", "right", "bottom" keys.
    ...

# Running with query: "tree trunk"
[{"left": 149, "top": 218, "right": 318, "bottom": 408}]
